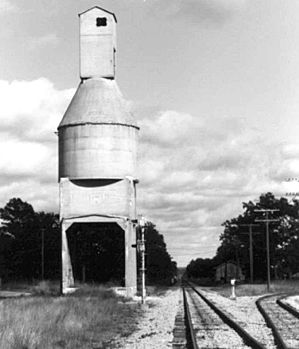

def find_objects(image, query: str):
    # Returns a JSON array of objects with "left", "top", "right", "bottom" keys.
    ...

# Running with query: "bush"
[{"left": 30, "top": 280, "right": 60, "bottom": 296}]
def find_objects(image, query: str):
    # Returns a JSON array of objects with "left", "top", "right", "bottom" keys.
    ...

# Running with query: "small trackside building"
[{"left": 215, "top": 261, "right": 245, "bottom": 283}]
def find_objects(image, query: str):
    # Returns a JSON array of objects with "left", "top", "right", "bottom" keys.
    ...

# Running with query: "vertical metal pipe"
[{"left": 249, "top": 225, "right": 253, "bottom": 284}]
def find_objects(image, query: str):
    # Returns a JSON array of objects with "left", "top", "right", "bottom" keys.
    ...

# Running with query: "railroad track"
[
  {"left": 176, "top": 282, "right": 299, "bottom": 349},
  {"left": 180, "top": 285, "right": 265, "bottom": 349},
  {"left": 256, "top": 294, "right": 299, "bottom": 349}
]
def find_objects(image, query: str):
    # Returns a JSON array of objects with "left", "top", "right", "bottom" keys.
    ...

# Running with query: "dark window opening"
[{"left": 96, "top": 17, "right": 107, "bottom": 27}]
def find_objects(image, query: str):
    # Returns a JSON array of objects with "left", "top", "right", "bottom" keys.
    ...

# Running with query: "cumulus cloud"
[
  {"left": 137, "top": 106, "right": 296, "bottom": 265},
  {"left": 0, "top": 78, "right": 74, "bottom": 210},
  {"left": 0, "top": 78, "right": 74, "bottom": 142}
]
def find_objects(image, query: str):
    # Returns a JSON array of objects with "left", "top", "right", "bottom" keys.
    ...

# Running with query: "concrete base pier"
[{"left": 61, "top": 220, "right": 137, "bottom": 297}]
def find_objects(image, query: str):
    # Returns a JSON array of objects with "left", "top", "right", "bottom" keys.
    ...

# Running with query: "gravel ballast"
[
  {"left": 187, "top": 288, "right": 252, "bottom": 349},
  {"left": 196, "top": 287, "right": 276, "bottom": 349},
  {"left": 113, "top": 288, "right": 180, "bottom": 348},
  {"left": 284, "top": 295, "right": 299, "bottom": 311}
]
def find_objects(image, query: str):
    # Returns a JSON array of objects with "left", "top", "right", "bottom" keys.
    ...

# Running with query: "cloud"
[
  {"left": 0, "top": 78, "right": 74, "bottom": 142},
  {"left": 0, "top": 0, "right": 17, "bottom": 14},
  {"left": 137, "top": 106, "right": 295, "bottom": 266},
  {"left": 0, "top": 77, "right": 297, "bottom": 267},
  {"left": 0, "top": 78, "right": 74, "bottom": 211},
  {"left": 0, "top": 140, "right": 52, "bottom": 178},
  {"left": 140, "top": 110, "right": 204, "bottom": 147},
  {"left": 149, "top": 0, "right": 248, "bottom": 24}
]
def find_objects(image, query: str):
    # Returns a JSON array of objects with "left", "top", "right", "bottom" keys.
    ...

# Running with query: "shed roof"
[
  {"left": 78, "top": 6, "right": 117, "bottom": 23},
  {"left": 216, "top": 261, "right": 239, "bottom": 268},
  {"left": 58, "top": 78, "right": 138, "bottom": 129}
]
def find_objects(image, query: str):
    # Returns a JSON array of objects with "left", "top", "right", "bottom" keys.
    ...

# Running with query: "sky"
[{"left": 1, "top": 0, "right": 299, "bottom": 266}]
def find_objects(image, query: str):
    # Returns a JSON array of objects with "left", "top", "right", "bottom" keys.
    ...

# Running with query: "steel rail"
[
  {"left": 186, "top": 282, "right": 266, "bottom": 349},
  {"left": 183, "top": 287, "right": 199, "bottom": 349},
  {"left": 277, "top": 296, "right": 299, "bottom": 320},
  {"left": 256, "top": 294, "right": 288, "bottom": 349}
]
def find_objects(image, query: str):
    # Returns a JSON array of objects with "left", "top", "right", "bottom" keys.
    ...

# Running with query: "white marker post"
[{"left": 230, "top": 279, "right": 236, "bottom": 300}]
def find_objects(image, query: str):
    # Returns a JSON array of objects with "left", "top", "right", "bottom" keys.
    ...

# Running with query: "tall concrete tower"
[{"left": 58, "top": 6, "right": 139, "bottom": 296}]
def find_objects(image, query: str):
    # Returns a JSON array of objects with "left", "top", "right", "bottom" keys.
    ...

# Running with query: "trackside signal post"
[{"left": 138, "top": 216, "right": 146, "bottom": 304}]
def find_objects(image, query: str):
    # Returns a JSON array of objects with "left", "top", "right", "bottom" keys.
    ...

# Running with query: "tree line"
[
  {"left": 0, "top": 198, "right": 177, "bottom": 285},
  {"left": 187, "top": 192, "right": 299, "bottom": 282}
]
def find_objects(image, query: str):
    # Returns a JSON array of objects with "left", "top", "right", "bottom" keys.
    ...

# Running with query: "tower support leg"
[
  {"left": 125, "top": 221, "right": 137, "bottom": 297},
  {"left": 61, "top": 221, "right": 74, "bottom": 294}
]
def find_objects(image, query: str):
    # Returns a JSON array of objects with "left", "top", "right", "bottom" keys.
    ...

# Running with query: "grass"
[
  {"left": 144, "top": 285, "right": 175, "bottom": 297},
  {"left": 208, "top": 280, "right": 299, "bottom": 298},
  {"left": 29, "top": 280, "right": 60, "bottom": 296},
  {"left": 0, "top": 283, "right": 142, "bottom": 349}
]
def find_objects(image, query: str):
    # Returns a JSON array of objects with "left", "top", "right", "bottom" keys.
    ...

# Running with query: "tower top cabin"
[{"left": 79, "top": 6, "right": 117, "bottom": 80}]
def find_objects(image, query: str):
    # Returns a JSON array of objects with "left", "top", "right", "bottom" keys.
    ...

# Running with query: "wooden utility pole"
[
  {"left": 255, "top": 209, "right": 280, "bottom": 292},
  {"left": 41, "top": 228, "right": 45, "bottom": 280},
  {"left": 239, "top": 224, "right": 260, "bottom": 284}
]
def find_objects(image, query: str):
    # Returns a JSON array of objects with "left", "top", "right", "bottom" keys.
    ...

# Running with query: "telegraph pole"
[
  {"left": 255, "top": 209, "right": 279, "bottom": 292},
  {"left": 41, "top": 228, "right": 45, "bottom": 280},
  {"left": 239, "top": 224, "right": 260, "bottom": 284}
]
